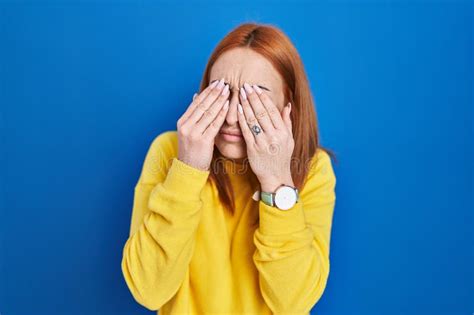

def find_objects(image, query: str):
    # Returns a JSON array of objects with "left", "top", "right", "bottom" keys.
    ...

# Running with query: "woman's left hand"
[{"left": 237, "top": 82, "right": 295, "bottom": 193}]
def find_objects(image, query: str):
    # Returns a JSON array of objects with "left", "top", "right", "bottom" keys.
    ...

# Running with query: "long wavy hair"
[{"left": 199, "top": 22, "right": 337, "bottom": 216}]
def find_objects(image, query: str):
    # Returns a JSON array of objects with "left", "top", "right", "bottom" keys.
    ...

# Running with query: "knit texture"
[{"left": 121, "top": 130, "right": 337, "bottom": 315}]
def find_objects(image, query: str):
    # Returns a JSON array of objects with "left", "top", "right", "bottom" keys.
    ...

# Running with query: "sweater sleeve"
[
  {"left": 121, "top": 131, "right": 210, "bottom": 311},
  {"left": 252, "top": 150, "right": 336, "bottom": 314}
]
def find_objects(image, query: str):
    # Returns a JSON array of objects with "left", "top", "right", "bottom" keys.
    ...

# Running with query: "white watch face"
[{"left": 274, "top": 186, "right": 297, "bottom": 210}]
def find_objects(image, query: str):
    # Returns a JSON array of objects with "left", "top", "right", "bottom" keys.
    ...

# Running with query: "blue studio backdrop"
[{"left": 0, "top": 1, "right": 472, "bottom": 315}]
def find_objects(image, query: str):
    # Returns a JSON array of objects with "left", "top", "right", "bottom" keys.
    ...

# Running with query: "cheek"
[
  {"left": 269, "top": 92, "right": 285, "bottom": 111},
  {"left": 276, "top": 103, "right": 284, "bottom": 112}
]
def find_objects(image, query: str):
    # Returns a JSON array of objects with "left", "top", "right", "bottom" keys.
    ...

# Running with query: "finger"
[
  {"left": 239, "top": 87, "right": 264, "bottom": 145},
  {"left": 241, "top": 83, "right": 275, "bottom": 132},
  {"left": 252, "top": 84, "right": 286, "bottom": 130},
  {"left": 180, "top": 79, "right": 219, "bottom": 123},
  {"left": 186, "top": 78, "right": 226, "bottom": 127},
  {"left": 283, "top": 102, "right": 293, "bottom": 133},
  {"left": 203, "top": 99, "right": 230, "bottom": 139},
  {"left": 195, "top": 83, "right": 230, "bottom": 133},
  {"left": 237, "top": 103, "right": 256, "bottom": 147}
]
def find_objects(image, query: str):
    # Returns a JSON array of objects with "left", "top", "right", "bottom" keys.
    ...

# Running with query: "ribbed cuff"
[
  {"left": 162, "top": 157, "right": 210, "bottom": 201},
  {"left": 258, "top": 200, "right": 307, "bottom": 236}
]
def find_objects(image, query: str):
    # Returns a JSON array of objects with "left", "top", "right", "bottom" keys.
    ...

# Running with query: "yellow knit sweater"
[{"left": 121, "top": 130, "right": 336, "bottom": 315}]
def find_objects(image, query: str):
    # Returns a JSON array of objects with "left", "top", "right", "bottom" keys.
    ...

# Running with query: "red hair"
[{"left": 199, "top": 22, "right": 337, "bottom": 215}]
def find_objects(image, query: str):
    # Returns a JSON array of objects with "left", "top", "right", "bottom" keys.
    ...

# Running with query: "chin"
[{"left": 215, "top": 137, "right": 247, "bottom": 160}]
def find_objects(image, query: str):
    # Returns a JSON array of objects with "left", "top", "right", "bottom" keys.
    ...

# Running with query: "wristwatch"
[{"left": 260, "top": 184, "right": 299, "bottom": 210}]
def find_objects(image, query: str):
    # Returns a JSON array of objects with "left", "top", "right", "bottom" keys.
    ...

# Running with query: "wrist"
[
  {"left": 260, "top": 175, "right": 294, "bottom": 193},
  {"left": 259, "top": 179, "right": 300, "bottom": 211}
]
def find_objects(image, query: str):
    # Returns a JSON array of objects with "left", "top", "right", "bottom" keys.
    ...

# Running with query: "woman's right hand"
[{"left": 176, "top": 78, "right": 230, "bottom": 171}]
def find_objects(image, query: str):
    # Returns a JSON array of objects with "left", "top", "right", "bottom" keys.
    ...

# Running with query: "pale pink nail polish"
[
  {"left": 253, "top": 85, "right": 263, "bottom": 94},
  {"left": 217, "top": 78, "right": 225, "bottom": 89},
  {"left": 243, "top": 82, "right": 253, "bottom": 94},
  {"left": 210, "top": 80, "right": 219, "bottom": 89},
  {"left": 221, "top": 84, "right": 229, "bottom": 95},
  {"left": 240, "top": 87, "right": 247, "bottom": 100}
]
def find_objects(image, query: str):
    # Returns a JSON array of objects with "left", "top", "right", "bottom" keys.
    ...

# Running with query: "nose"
[{"left": 224, "top": 88, "right": 240, "bottom": 127}]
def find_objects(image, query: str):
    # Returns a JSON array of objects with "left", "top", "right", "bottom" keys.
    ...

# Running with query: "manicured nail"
[
  {"left": 243, "top": 82, "right": 253, "bottom": 94},
  {"left": 217, "top": 78, "right": 225, "bottom": 89},
  {"left": 238, "top": 103, "right": 243, "bottom": 114},
  {"left": 223, "top": 100, "right": 229, "bottom": 110},
  {"left": 253, "top": 85, "right": 263, "bottom": 95},
  {"left": 221, "top": 84, "right": 229, "bottom": 95},
  {"left": 210, "top": 80, "right": 219, "bottom": 89},
  {"left": 193, "top": 93, "right": 198, "bottom": 100},
  {"left": 240, "top": 87, "right": 247, "bottom": 100}
]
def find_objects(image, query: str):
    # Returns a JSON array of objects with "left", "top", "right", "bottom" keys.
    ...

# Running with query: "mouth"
[{"left": 219, "top": 130, "right": 243, "bottom": 142}]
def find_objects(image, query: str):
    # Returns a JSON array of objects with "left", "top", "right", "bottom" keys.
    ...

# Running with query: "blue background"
[{"left": 0, "top": 1, "right": 472, "bottom": 314}]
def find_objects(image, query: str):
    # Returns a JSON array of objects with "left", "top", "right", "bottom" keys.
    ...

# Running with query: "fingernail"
[
  {"left": 288, "top": 102, "right": 291, "bottom": 112},
  {"left": 193, "top": 93, "right": 198, "bottom": 100},
  {"left": 223, "top": 100, "right": 229, "bottom": 110},
  {"left": 221, "top": 84, "right": 229, "bottom": 95},
  {"left": 217, "top": 78, "right": 225, "bottom": 89},
  {"left": 243, "top": 82, "right": 253, "bottom": 94},
  {"left": 238, "top": 103, "right": 243, "bottom": 114},
  {"left": 253, "top": 85, "right": 263, "bottom": 95},
  {"left": 210, "top": 80, "right": 219, "bottom": 89},
  {"left": 240, "top": 87, "right": 247, "bottom": 100}
]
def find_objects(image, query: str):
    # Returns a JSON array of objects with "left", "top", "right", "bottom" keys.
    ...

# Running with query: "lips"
[
  {"left": 220, "top": 130, "right": 242, "bottom": 136},
  {"left": 219, "top": 130, "right": 244, "bottom": 142}
]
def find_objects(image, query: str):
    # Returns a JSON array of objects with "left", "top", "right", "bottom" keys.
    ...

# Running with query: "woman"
[{"left": 121, "top": 22, "right": 337, "bottom": 315}]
